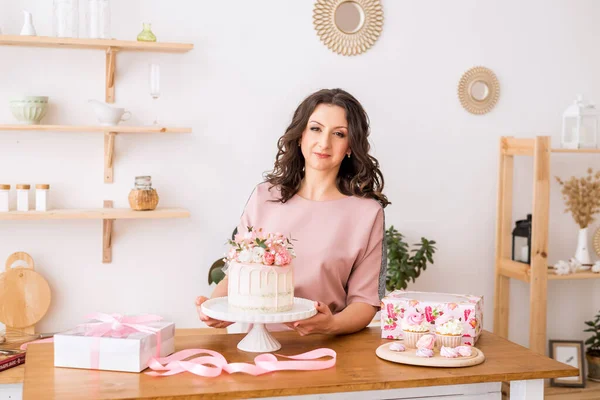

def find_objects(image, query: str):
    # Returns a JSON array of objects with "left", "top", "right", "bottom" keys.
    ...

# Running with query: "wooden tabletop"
[
  {"left": 22, "top": 328, "right": 577, "bottom": 400},
  {"left": 0, "top": 363, "right": 24, "bottom": 385}
]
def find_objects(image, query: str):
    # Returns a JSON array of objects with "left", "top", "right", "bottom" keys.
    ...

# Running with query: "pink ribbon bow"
[
  {"left": 80, "top": 313, "right": 163, "bottom": 338},
  {"left": 80, "top": 313, "right": 164, "bottom": 370},
  {"left": 145, "top": 348, "right": 336, "bottom": 377}
]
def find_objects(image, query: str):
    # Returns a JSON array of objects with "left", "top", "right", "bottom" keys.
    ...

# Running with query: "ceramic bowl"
[{"left": 9, "top": 96, "right": 49, "bottom": 125}]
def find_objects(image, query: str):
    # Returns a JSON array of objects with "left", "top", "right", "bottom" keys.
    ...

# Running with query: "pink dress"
[{"left": 233, "top": 182, "right": 386, "bottom": 314}]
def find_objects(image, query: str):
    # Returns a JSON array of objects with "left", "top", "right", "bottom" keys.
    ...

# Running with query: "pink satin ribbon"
[
  {"left": 145, "top": 348, "right": 336, "bottom": 377},
  {"left": 19, "top": 337, "right": 54, "bottom": 350}
]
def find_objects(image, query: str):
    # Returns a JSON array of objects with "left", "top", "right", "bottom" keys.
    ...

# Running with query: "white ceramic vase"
[
  {"left": 575, "top": 227, "right": 592, "bottom": 265},
  {"left": 20, "top": 10, "right": 37, "bottom": 36}
]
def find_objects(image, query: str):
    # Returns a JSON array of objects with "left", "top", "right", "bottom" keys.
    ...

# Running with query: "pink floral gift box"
[{"left": 380, "top": 290, "right": 483, "bottom": 346}]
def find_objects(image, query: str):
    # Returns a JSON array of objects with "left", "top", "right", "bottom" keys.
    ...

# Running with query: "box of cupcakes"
[{"left": 380, "top": 290, "right": 483, "bottom": 346}]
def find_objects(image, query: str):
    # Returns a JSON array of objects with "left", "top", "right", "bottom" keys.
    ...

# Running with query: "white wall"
[{"left": 0, "top": 0, "right": 599, "bottom": 353}]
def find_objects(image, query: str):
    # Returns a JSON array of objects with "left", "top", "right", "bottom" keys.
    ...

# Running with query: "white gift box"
[{"left": 54, "top": 320, "right": 175, "bottom": 372}]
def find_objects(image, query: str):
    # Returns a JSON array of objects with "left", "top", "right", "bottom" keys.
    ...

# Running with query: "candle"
[{"left": 521, "top": 245, "right": 529, "bottom": 263}]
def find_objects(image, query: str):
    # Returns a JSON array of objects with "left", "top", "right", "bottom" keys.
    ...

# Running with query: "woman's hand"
[
  {"left": 285, "top": 301, "right": 335, "bottom": 336},
  {"left": 195, "top": 296, "right": 233, "bottom": 329}
]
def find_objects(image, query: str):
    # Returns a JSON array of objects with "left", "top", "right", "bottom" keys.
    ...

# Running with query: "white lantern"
[{"left": 561, "top": 95, "right": 599, "bottom": 149}]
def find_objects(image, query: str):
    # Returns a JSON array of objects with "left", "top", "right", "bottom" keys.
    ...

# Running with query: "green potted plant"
[
  {"left": 208, "top": 227, "right": 238, "bottom": 286},
  {"left": 208, "top": 258, "right": 226, "bottom": 285},
  {"left": 584, "top": 310, "right": 600, "bottom": 381},
  {"left": 385, "top": 225, "right": 437, "bottom": 291}
]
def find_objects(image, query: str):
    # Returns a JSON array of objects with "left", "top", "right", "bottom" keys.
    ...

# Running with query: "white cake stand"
[{"left": 201, "top": 297, "right": 317, "bottom": 353}]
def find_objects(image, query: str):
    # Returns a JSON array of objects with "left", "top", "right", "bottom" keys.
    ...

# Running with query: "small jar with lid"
[
  {"left": 128, "top": 176, "right": 159, "bottom": 211},
  {"left": 16, "top": 184, "right": 30, "bottom": 211},
  {"left": 0, "top": 184, "right": 10, "bottom": 212},
  {"left": 36, "top": 184, "right": 50, "bottom": 211}
]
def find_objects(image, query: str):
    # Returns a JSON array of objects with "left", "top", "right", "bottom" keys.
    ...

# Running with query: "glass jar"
[
  {"left": 53, "top": 0, "right": 79, "bottom": 38},
  {"left": 35, "top": 184, "right": 50, "bottom": 212},
  {"left": 129, "top": 176, "right": 159, "bottom": 211},
  {"left": 0, "top": 184, "right": 9, "bottom": 212},
  {"left": 16, "top": 184, "right": 30, "bottom": 212},
  {"left": 87, "top": 0, "right": 110, "bottom": 39}
]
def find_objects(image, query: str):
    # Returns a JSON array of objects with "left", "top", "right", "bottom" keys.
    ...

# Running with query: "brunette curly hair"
[{"left": 264, "top": 88, "right": 390, "bottom": 208}]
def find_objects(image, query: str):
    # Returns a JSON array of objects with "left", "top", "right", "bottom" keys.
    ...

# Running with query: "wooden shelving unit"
[
  {"left": 494, "top": 136, "right": 600, "bottom": 356},
  {"left": 0, "top": 35, "right": 194, "bottom": 263},
  {"left": 0, "top": 35, "right": 193, "bottom": 103},
  {"left": 0, "top": 125, "right": 191, "bottom": 183},
  {"left": 1, "top": 202, "right": 190, "bottom": 263}
]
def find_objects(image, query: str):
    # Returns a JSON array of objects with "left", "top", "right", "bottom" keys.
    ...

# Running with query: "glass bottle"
[
  {"left": 53, "top": 0, "right": 79, "bottom": 38},
  {"left": 87, "top": 0, "right": 110, "bottom": 39}
]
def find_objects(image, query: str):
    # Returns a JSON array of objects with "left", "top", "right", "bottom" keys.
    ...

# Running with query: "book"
[{"left": 0, "top": 351, "right": 26, "bottom": 373}]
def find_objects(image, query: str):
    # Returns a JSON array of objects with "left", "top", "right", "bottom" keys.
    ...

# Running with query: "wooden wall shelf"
[
  {"left": 0, "top": 207, "right": 190, "bottom": 221},
  {"left": 0, "top": 203, "right": 190, "bottom": 263},
  {"left": 0, "top": 125, "right": 191, "bottom": 183},
  {"left": 0, "top": 34, "right": 193, "bottom": 103},
  {"left": 494, "top": 135, "right": 600, "bottom": 356},
  {"left": 0, "top": 125, "right": 191, "bottom": 134},
  {"left": 0, "top": 35, "right": 193, "bottom": 52}
]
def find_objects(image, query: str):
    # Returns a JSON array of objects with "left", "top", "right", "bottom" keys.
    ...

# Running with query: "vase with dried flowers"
[{"left": 556, "top": 168, "right": 600, "bottom": 265}]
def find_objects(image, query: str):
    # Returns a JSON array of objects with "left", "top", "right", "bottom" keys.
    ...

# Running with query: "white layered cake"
[
  {"left": 224, "top": 227, "right": 296, "bottom": 313},
  {"left": 227, "top": 261, "right": 294, "bottom": 312}
]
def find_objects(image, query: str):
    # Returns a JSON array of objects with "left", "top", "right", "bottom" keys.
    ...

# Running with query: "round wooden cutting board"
[
  {"left": 376, "top": 342, "right": 485, "bottom": 368},
  {"left": 0, "top": 252, "right": 51, "bottom": 330}
]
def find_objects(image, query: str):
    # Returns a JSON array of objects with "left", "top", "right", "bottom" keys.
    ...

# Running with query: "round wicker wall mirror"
[
  {"left": 313, "top": 0, "right": 384, "bottom": 56},
  {"left": 458, "top": 66, "right": 500, "bottom": 115}
]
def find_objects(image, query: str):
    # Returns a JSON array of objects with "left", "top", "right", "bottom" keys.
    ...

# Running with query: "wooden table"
[{"left": 22, "top": 328, "right": 577, "bottom": 400}]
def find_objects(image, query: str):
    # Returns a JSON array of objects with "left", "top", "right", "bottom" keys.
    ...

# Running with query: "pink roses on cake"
[
  {"left": 263, "top": 252, "right": 275, "bottom": 265},
  {"left": 225, "top": 226, "right": 296, "bottom": 267},
  {"left": 274, "top": 250, "right": 292, "bottom": 266}
]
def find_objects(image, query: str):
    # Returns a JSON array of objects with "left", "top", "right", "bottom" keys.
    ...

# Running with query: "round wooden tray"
[{"left": 376, "top": 342, "right": 485, "bottom": 368}]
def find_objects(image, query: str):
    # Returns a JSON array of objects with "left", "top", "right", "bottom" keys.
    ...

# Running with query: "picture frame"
[{"left": 549, "top": 340, "right": 586, "bottom": 388}]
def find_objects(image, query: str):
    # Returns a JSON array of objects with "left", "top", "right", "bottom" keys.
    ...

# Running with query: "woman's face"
[{"left": 300, "top": 104, "right": 350, "bottom": 173}]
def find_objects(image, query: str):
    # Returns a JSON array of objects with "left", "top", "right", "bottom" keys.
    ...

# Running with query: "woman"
[{"left": 196, "top": 88, "right": 390, "bottom": 336}]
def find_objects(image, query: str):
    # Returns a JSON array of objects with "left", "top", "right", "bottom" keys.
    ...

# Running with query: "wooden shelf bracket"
[
  {"left": 105, "top": 46, "right": 117, "bottom": 103},
  {"left": 104, "top": 132, "right": 116, "bottom": 183},
  {"left": 102, "top": 200, "right": 114, "bottom": 263}
]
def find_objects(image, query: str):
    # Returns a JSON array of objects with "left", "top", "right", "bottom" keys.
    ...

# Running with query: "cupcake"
[
  {"left": 434, "top": 315, "right": 464, "bottom": 348},
  {"left": 401, "top": 312, "right": 430, "bottom": 348}
]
